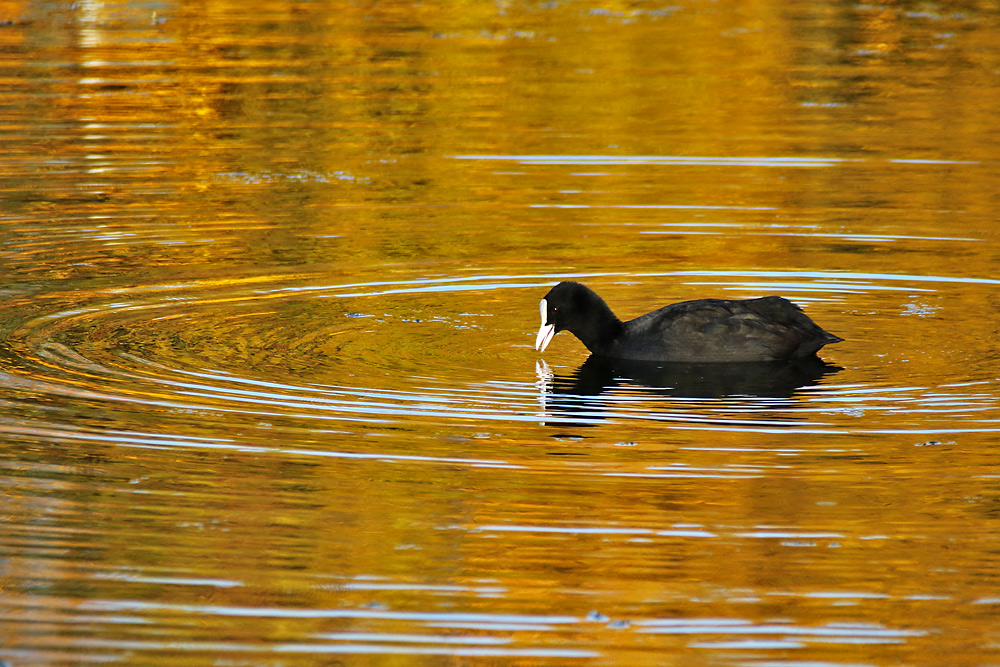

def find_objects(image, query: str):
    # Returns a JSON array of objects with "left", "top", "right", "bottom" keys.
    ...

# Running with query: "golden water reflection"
[{"left": 1, "top": 0, "right": 1000, "bottom": 665}]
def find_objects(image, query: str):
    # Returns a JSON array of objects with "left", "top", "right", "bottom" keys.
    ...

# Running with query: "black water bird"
[{"left": 534, "top": 281, "right": 843, "bottom": 363}]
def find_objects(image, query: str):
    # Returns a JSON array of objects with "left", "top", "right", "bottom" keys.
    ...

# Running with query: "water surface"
[{"left": 1, "top": 1, "right": 999, "bottom": 665}]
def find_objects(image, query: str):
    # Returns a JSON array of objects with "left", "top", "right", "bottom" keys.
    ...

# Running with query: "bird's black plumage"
[{"left": 535, "top": 281, "right": 843, "bottom": 362}]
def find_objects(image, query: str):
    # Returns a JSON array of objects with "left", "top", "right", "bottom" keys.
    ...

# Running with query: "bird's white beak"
[{"left": 535, "top": 298, "right": 556, "bottom": 352}]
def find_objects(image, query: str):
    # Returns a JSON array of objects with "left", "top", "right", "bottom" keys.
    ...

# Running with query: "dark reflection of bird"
[
  {"left": 538, "top": 355, "right": 842, "bottom": 401},
  {"left": 535, "top": 281, "right": 843, "bottom": 363},
  {"left": 533, "top": 355, "right": 842, "bottom": 429}
]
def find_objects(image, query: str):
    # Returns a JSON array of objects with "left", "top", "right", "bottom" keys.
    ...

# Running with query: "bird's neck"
[{"left": 573, "top": 303, "right": 624, "bottom": 355}]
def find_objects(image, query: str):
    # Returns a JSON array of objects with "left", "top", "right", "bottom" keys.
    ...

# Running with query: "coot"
[{"left": 534, "top": 281, "right": 843, "bottom": 362}]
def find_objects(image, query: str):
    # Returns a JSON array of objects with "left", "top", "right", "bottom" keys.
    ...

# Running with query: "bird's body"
[{"left": 535, "top": 281, "right": 842, "bottom": 363}]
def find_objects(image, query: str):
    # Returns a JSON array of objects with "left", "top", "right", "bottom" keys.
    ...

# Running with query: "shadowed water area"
[{"left": 1, "top": 1, "right": 999, "bottom": 665}]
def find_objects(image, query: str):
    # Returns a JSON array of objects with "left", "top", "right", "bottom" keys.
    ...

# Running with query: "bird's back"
[{"left": 611, "top": 296, "right": 842, "bottom": 362}]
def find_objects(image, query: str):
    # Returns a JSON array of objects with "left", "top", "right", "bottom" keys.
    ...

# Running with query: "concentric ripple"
[{"left": 2, "top": 270, "right": 1000, "bottom": 442}]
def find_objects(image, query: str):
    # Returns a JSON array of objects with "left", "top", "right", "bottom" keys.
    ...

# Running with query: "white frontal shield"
[{"left": 535, "top": 298, "right": 556, "bottom": 352}]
